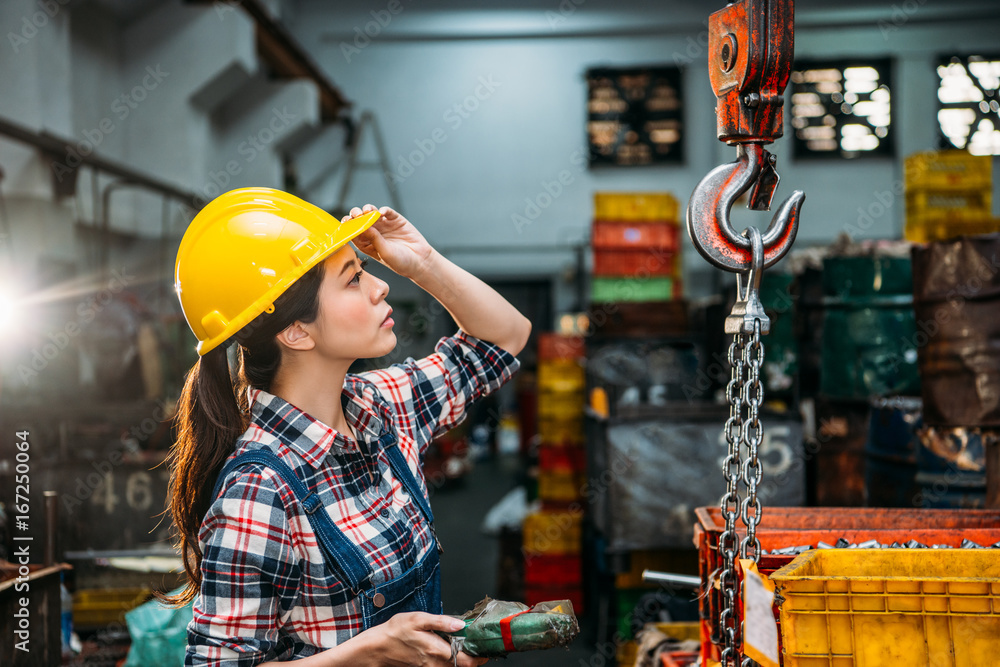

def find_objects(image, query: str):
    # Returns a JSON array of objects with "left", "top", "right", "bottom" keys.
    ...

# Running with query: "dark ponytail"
[{"left": 161, "top": 262, "right": 326, "bottom": 606}]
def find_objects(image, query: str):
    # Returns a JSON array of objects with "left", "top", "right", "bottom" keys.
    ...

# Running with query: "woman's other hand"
[
  {"left": 345, "top": 205, "right": 434, "bottom": 280},
  {"left": 358, "top": 611, "right": 488, "bottom": 667}
]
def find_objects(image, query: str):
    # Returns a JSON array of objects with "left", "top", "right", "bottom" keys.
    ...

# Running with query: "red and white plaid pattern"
[{"left": 186, "top": 332, "right": 519, "bottom": 666}]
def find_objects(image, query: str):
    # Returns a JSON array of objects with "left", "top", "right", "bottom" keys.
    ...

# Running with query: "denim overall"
[{"left": 212, "top": 430, "right": 443, "bottom": 632}]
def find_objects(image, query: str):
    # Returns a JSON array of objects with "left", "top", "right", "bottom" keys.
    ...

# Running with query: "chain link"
[
  {"left": 718, "top": 333, "right": 745, "bottom": 667},
  {"left": 738, "top": 321, "right": 766, "bottom": 667},
  {"left": 740, "top": 319, "right": 765, "bottom": 562},
  {"left": 720, "top": 317, "right": 768, "bottom": 666}
]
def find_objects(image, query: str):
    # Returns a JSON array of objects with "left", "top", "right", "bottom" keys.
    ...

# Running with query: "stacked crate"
[
  {"left": 536, "top": 333, "right": 587, "bottom": 505},
  {"left": 523, "top": 333, "right": 587, "bottom": 612},
  {"left": 591, "top": 192, "right": 683, "bottom": 303},
  {"left": 521, "top": 508, "right": 584, "bottom": 612},
  {"left": 904, "top": 150, "right": 996, "bottom": 242}
]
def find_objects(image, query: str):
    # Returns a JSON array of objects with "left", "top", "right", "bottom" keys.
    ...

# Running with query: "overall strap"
[
  {"left": 212, "top": 449, "right": 373, "bottom": 595},
  {"left": 378, "top": 432, "right": 443, "bottom": 553}
]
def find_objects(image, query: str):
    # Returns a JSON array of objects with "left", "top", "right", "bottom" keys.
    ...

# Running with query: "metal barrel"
[
  {"left": 864, "top": 397, "right": 922, "bottom": 508},
  {"left": 819, "top": 255, "right": 921, "bottom": 401},
  {"left": 911, "top": 234, "right": 1000, "bottom": 428},
  {"left": 913, "top": 425, "right": 991, "bottom": 509},
  {"left": 812, "top": 398, "right": 869, "bottom": 507}
]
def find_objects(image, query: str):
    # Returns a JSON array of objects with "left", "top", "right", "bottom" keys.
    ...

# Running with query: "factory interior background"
[{"left": 1, "top": 0, "right": 1000, "bottom": 665}]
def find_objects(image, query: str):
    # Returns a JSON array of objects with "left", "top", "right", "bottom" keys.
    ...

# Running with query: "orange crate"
[
  {"left": 593, "top": 249, "right": 678, "bottom": 277},
  {"left": 661, "top": 651, "right": 699, "bottom": 667},
  {"left": 694, "top": 507, "right": 1000, "bottom": 665},
  {"left": 592, "top": 221, "right": 680, "bottom": 250},
  {"left": 538, "top": 333, "right": 585, "bottom": 361}
]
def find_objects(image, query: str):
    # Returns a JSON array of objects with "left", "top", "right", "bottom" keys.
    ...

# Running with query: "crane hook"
[{"left": 686, "top": 143, "right": 805, "bottom": 274}]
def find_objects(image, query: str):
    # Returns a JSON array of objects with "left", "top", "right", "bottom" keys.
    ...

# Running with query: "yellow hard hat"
[{"left": 174, "top": 187, "right": 380, "bottom": 355}]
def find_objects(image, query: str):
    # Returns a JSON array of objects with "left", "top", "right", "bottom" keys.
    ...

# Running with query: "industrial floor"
[{"left": 434, "top": 455, "right": 600, "bottom": 666}]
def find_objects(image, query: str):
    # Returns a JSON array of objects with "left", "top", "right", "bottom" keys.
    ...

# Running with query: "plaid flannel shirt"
[{"left": 186, "top": 332, "right": 519, "bottom": 666}]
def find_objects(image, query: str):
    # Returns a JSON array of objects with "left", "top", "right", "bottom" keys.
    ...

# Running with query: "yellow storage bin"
[
  {"left": 538, "top": 391, "right": 586, "bottom": 420},
  {"left": 771, "top": 548, "right": 1000, "bottom": 667},
  {"left": 537, "top": 469, "right": 583, "bottom": 502},
  {"left": 652, "top": 621, "right": 700, "bottom": 642},
  {"left": 906, "top": 188, "right": 991, "bottom": 215},
  {"left": 73, "top": 587, "right": 151, "bottom": 629},
  {"left": 538, "top": 417, "right": 584, "bottom": 445},
  {"left": 616, "top": 639, "right": 638, "bottom": 667},
  {"left": 594, "top": 192, "right": 680, "bottom": 222},
  {"left": 523, "top": 510, "right": 582, "bottom": 555},
  {"left": 905, "top": 150, "right": 993, "bottom": 192},
  {"left": 538, "top": 359, "right": 586, "bottom": 393},
  {"left": 904, "top": 213, "right": 999, "bottom": 243}
]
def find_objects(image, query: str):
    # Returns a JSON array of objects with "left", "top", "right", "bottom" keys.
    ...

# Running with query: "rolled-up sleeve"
[
  {"left": 363, "top": 331, "right": 521, "bottom": 456},
  {"left": 186, "top": 468, "right": 300, "bottom": 667}
]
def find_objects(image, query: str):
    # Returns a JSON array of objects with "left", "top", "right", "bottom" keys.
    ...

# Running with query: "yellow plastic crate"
[
  {"left": 538, "top": 417, "right": 584, "bottom": 445},
  {"left": 538, "top": 359, "right": 586, "bottom": 393},
  {"left": 537, "top": 391, "right": 586, "bottom": 420},
  {"left": 616, "top": 639, "right": 638, "bottom": 667},
  {"left": 594, "top": 192, "right": 679, "bottom": 222},
  {"left": 904, "top": 213, "right": 999, "bottom": 243},
  {"left": 73, "top": 587, "right": 151, "bottom": 628},
  {"left": 652, "top": 621, "right": 701, "bottom": 642},
  {"left": 537, "top": 469, "right": 583, "bottom": 502},
  {"left": 906, "top": 188, "right": 991, "bottom": 215},
  {"left": 523, "top": 510, "right": 582, "bottom": 555},
  {"left": 905, "top": 150, "right": 993, "bottom": 192},
  {"left": 771, "top": 548, "right": 1000, "bottom": 666}
]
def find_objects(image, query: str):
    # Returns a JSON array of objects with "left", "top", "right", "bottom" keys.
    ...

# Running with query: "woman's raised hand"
[{"left": 344, "top": 205, "right": 435, "bottom": 280}]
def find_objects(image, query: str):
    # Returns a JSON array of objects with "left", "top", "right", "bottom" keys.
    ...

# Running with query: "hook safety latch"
[{"left": 724, "top": 226, "right": 771, "bottom": 335}]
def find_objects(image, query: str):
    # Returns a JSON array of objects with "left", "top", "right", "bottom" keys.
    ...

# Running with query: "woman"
[{"left": 166, "top": 188, "right": 531, "bottom": 666}]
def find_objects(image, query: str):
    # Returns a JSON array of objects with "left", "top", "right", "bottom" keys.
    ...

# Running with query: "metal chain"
[
  {"left": 740, "top": 319, "right": 765, "bottom": 562},
  {"left": 719, "top": 332, "right": 745, "bottom": 667},
  {"left": 739, "top": 319, "right": 765, "bottom": 667}
]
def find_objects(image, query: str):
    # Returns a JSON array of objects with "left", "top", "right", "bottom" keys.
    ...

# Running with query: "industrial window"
[
  {"left": 937, "top": 54, "right": 1000, "bottom": 155},
  {"left": 586, "top": 66, "right": 684, "bottom": 166},
  {"left": 789, "top": 58, "right": 894, "bottom": 159}
]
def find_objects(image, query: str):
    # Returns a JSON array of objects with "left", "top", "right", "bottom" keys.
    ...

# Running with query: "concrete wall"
[
  {"left": 287, "top": 2, "right": 1000, "bottom": 312},
  {"left": 0, "top": 0, "right": 339, "bottom": 398}
]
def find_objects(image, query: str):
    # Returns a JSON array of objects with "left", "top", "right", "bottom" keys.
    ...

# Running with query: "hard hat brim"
[{"left": 196, "top": 209, "right": 381, "bottom": 355}]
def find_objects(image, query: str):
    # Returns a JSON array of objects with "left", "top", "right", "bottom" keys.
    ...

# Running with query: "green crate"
[
  {"left": 615, "top": 587, "right": 647, "bottom": 640},
  {"left": 591, "top": 277, "right": 677, "bottom": 303}
]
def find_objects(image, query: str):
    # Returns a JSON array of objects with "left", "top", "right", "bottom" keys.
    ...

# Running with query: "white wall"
[
  {"left": 288, "top": 4, "right": 1000, "bottom": 309},
  {"left": 0, "top": 0, "right": 338, "bottom": 398}
]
